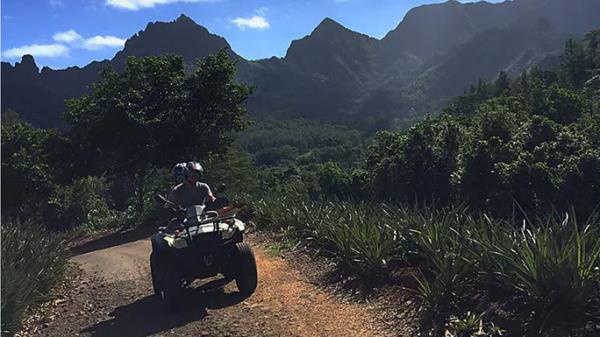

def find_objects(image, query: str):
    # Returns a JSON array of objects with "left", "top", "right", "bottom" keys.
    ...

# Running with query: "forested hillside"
[{"left": 312, "top": 30, "right": 600, "bottom": 217}]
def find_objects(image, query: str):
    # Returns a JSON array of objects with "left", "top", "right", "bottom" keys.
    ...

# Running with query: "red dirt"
[{"left": 16, "top": 231, "right": 410, "bottom": 337}]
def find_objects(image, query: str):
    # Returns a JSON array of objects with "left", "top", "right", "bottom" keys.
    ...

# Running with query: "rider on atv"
[
  {"left": 151, "top": 161, "right": 257, "bottom": 310},
  {"left": 168, "top": 161, "right": 215, "bottom": 208},
  {"left": 168, "top": 161, "right": 229, "bottom": 211}
]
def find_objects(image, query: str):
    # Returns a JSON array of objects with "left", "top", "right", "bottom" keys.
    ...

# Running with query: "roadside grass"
[
  {"left": 252, "top": 190, "right": 600, "bottom": 337},
  {"left": 1, "top": 209, "right": 129, "bottom": 337},
  {"left": 472, "top": 211, "right": 600, "bottom": 336},
  {"left": 1, "top": 219, "right": 67, "bottom": 336},
  {"left": 263, "top": 226, "right": 303, "bottom": 257}
]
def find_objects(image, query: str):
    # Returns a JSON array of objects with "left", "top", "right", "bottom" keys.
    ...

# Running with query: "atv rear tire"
[
  {"left": 234, "top": 242, "right": 258, "bottom": 295},
  {"left": 150, "top": 252, "right": 161, "bottom": 295}
]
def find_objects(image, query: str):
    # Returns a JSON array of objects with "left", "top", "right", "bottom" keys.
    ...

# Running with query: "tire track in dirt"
[{"left": 18, "top": 232, "right": 398, "bottom": 337}]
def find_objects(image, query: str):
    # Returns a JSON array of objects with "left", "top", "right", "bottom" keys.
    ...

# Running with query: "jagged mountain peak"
[
  {"left": 135, "top": 14, "right": 213, "bottom": 42},
  {"left": 433, "top": 0, "right": 461, "bottom": 7},
  {"left": 312, "top": 17, "right": 346, "bottom": 34},
  {"left": 149, "top": 13, "right": 210, "bottom": 34},
  {"left": 15, "top": 55, "right": 39, "bottom": 74},
  {"left": 285, "top": 16, "right": 376, "bottom": 62},
  {"left": 380, "top": 0, "right": 506, "bottom": 61},
  {"left": 175, "top": 13, "right": 196, "bottom": 24},
  {"left": 309, "top": 17, "right": 375, "bottom": 41},
  {"left": 112, "top": 14, "right": 238, "bottom": 67}
]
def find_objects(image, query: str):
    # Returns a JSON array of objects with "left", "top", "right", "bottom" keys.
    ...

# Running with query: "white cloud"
[
  {"left": 51, "top": 30, "right": 125, "bottom": 50},
  {"left": 255, "top": 7, "right": 268, "bottom": 15},
  {"left": 105, "top": 0, "right": 219, "bottom": 11},
  {"left": 2, "top": 44, "right": 69, "bottom": 59},
  {"left": 49, "top": 0, "right": 64, "bottom": 7},
  {"left": 1, "top": 30, "right": 126, "bottom": 60},
  {"left": 231, "top": 16, "right": 270, "bottom": 30},
  {"left": 82, "top": 35, "right": 126, "bottom": 50},
  {"left": 53, "top": 30, "right": 82, "bottom": 43}
]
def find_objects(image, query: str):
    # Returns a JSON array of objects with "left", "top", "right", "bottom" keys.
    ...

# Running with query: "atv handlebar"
[
  {"left": 155, "top": 194, "right": 185, "bottom": 212},
  {"left": 155, "top": 193, "right": 237, "bottom": 228}
]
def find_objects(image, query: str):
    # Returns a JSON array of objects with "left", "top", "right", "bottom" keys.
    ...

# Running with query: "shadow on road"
[
  {"left": 69, "top": 226, "right": 156, "bottom": 257},
  {"left": 80, "top": 284, "right": 250, "bottom": 337}
]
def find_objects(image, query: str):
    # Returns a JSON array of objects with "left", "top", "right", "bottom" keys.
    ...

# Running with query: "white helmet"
[{"left": 184, "top": 161, "right": 203, "bottom": 177}]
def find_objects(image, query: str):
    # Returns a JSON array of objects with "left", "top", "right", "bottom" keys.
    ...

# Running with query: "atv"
[{"left": 150, "top": 194, "right": 258, "bottom": 311}]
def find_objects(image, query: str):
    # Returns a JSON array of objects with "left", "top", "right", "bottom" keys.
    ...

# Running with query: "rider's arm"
[
  {"left": 206, "top": 184, "right": 216, "bottom": 203},
  {"left": 167, "top": 185, "right": 181, "bottom": 207}
]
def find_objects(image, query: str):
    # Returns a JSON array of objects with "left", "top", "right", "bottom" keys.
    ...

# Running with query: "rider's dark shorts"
[{"left": 151, "top": 232, "right": 170, "bottom": 251}]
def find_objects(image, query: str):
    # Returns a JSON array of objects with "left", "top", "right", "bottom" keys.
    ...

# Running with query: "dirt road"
[{"left": 18, "top": 230, "right": 401, "bottom": 337}]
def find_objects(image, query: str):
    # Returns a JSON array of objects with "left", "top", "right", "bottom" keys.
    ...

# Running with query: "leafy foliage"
[
  {"left": 253, "top": 191, "right": 600, "bottom": 336},
  {"left": 369, "top": 115, "right": 462, "bottom": 204},
  {"left": 65, "top": 50, "right": 251, "bottom": 214},
  {"left": 236, "top": 118, "right": 365, "bottom": 168},
  {"left": 317, "top": 162, "right": 369, "bottom": 200},
  {"left": 474, "top": 212, "right": 600, "bottom": 335},
  {"left": 44, "top": 176, "right": 118, "bottom": 231},
  {"left": 445, "top": 312, "right": 504, "bottom": 337},
  {"left": 253, "top": 189, "right": 400, "bottom": 282},
  {"left": 364, "top": 32, "right": 600, "bottom": 217},
  {"left": 203, "top": 147, "right": 261, "bottom": 197},
  {"left": 1, "top": 120, "right": 70, "bottom": 216}
]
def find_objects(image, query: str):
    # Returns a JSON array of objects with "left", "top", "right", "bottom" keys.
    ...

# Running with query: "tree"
[
  {"left": 560, "top": 39, "right": 587, "bottom": 89},
  {"left": 1, "top": 121, "right": 62, "bottom": 214},
  {"left": 368, "top": 116, "right": 461, "bottom": 204},
  {"left": 1, "top": 109, "right": 22, "bottom": 126},
  {"left": 65, "top": 50, "right": 251, "bottom": 214},
  {"left": 543, "top": 84, "right": 586, "bottom": 124},
  {"left": 494, "top": 71, "right": 511, "bottom": 96},
  {"left": 318, "top": 161, "right": 352, "bottom": 199},
  {"left": 202, "top": 147, "right": 260, "bottom": 196},
  {"left": 583, "top": 30, "right": 600, "bottom": 70}
]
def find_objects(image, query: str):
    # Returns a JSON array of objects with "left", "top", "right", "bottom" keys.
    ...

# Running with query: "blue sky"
[{"left": 2, "top": 0, "right": 503, "bottom": 69}]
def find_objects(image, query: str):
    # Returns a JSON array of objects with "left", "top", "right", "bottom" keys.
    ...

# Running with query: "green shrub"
[
  {"left": 137, "top": 168, "right": 173, "bottom": 226},
  {"left": 252, "top": 180, "right": 310, "bottom": 230},
  {"left": 253, "top": 194, "right": 600, "bottom": 336},
  {"left": 203, "top": 147, "right": 261, "bottom": 197},
  {"left": 254, "top": 190, "right": 403, "bottom": 281},
  {"left": 404, "top": 208, "right": 476, "bottom": 330},
  {"left": 361, "top": 35, "right": 600, "bottom": 217},
  {"left": 45, "top": 176, "right": 119, "bottom": 231},
  {"left": 445, "top": 312, "right": 504, "bottom": 337},
  {"left": 310, "top": 202, "right": 400, "bottom": 280},
  {"left": 1, "top": 219, "right": 67, "bottom": 336},
  {"left": 318, "top": 161, "right": 352, "bottom": 199},
  {"left": 1, "top": 121, "right": 63, "bottom": 217},
  {"left": 475, "top": 212, "right": 600, "bottom": 335}
]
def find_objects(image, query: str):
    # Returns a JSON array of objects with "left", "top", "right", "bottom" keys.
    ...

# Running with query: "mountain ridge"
[{"left": 3, "top": 0, "right": 599, "bottom": 130}]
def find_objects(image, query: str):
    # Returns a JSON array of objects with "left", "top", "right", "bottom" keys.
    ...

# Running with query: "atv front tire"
[
  {"left": 234, "top": 242, "right": 258, "bottom": 295},
  {"left": 157, "top": 259, "right": 183, "bottom": 312}
]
